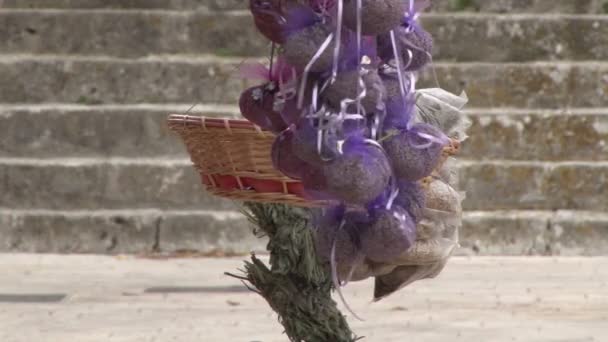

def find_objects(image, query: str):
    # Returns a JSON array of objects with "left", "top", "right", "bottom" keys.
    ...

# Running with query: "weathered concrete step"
[
  {"left": 0, "top": 209, "right": 262, "bottom": 254},
  {"left": 463, "top": 109, "right": 608, "bottom": 161},
  {"left": 2, "top": 0, "right": 607, "bottom": 14},
  {"left": 0, "top": 104, "right": 238, "bottom": 158},
  {"left": 2, "top": 105, "right": 607, "bottom": 162},
  {"left": 0, "top": 159, "right": 238, "bottom": 211},
  {"left": 1, "top": 57, "right": 607, "bottom": 108},
  {"left": 0, "top": 0, "right": 239, "bottom": 11},
  {"left": 427, "top": 14, "right": 608, "bottom": 62},
  {"left": 459, "top": 161, "right": 608, "bottom": 211},
  {"left": 0, "top": 10, "right": 268, "bottom": 58},
  {"left": 2, "top": 209, "right": 606, "bottom": 255},
  {"left": 431, "top": 0, "right": 608, "bottom": 14},
  {"left": 2, "top": 11, "right": 608, "bottom": 61},
  {"left": 1, "top": 159, "right": 606, "bottom": 211},
  {"left": 460, "top": 210, "right": 608, "bottom": 256}
]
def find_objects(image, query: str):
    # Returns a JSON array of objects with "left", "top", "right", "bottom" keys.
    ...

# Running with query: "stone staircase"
[{"left": 0, "top": 0, "right": 606, "bottom": 255}]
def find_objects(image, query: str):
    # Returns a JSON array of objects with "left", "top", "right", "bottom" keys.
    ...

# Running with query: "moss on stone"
[{"left": 450, "top": 0, "right": 479, "bottom": 12}]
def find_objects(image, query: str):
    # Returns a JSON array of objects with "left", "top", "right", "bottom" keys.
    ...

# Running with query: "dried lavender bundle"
[{"left": 236, "top": 0, "right": 470, "bottom": 337}]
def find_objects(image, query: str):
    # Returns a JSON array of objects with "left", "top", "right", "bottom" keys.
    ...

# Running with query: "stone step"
[
  {"left": 0, "top": 158, "right": 238, "bottom": 211},
  {"left": 2, "top": 209, "right": 606, "bottom": 255},
  {"left": 2, "top": 0, "right": 606, "bottom": 14},
  {"left": 2, "top": 10, "right": 607, "bottom": 61},
  {"left": 1, "top": 56, "right": 607, "bottom": 108},
  {"left": 460, "top": 210, "right": 608, "bottom": 256},
  {"left": 0, "top": 209, "right": 262, "bottom": 254},
  {"left": 1, "top": 159, "right": 606, "bottom": 211},
  {"left": 0, "top": 104, "right": 239, "bottom": 159},
  {"left": 460, "top": 160, "right": 608, "bottom": 212},
  {"left": 0, "top": 0, "right": 239, "bottom": 10},
  {"left": 2, "top": 105, "right": 607, "bottom": 162},
  {"left": 431, "top": 0, "right": 608, "bottom": 14},
  {"left": 464, "top": 109, "right": 608, "bottom": 161}
]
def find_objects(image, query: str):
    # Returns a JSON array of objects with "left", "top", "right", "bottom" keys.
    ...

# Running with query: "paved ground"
[{"left": 0, "top": 254, "right": 606, "bottom": 342}]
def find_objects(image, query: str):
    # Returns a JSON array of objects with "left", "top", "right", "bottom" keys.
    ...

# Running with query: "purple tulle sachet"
[{"left": 243, "top": 0, "right": 468, "bottom": 313}]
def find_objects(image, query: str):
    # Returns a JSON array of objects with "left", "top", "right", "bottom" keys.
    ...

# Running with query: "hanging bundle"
[
  {"left": 244, "top": 0, "right": 469, "bottom": 304},
  {"left": 168, "top": 0, "right": 471, "bottom": 337}
]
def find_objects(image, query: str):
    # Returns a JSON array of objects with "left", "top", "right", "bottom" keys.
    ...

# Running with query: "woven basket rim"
[{"left": 168, "top": 114, "right": 461, "bottom": 207}]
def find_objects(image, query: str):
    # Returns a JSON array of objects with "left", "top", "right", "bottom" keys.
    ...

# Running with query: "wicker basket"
[{"left": 168, "top": 114, "right": 460, "bottom": 207}]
